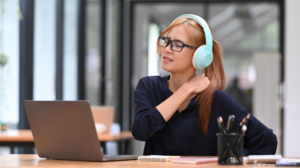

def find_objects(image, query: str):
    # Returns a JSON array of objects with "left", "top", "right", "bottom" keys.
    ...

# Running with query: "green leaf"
[{"left": 0, "top": 52, "right": 8, "bottom": 67}]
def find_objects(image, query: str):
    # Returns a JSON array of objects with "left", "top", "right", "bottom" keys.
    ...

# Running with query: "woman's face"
[{"left": 160, "top": 24, "right": 195, "bottom": 73}]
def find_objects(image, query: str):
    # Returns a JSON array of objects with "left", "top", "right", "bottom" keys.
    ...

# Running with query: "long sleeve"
[
  {"left": 132, "top": 78, "right": 167, "bottom": 141},
  {"left": 131, "top": 76, "right": 277, "bottom": 156},
  {"left": 213, "top": 90, "right": 278, "bottom": 155},
  {"left": 244, "top": 115, "right": 277, "bottom": 155}
]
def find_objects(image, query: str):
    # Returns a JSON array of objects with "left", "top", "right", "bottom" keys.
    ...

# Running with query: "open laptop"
[{"left": 24, "top": 100, "right": 138, "bottom": 162}]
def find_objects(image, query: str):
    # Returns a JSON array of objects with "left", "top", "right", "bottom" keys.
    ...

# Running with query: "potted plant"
[{"left": 0, "top": 51, "right": 8, "bottom": 131}]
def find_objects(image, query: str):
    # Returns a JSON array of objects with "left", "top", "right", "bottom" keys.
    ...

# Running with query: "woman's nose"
[{"left": 165, "top": 43, "right": 173, "bottom": 53}]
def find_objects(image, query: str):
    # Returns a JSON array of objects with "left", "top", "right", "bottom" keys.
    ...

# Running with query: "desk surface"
[
  {"left": 0, "top": 130, "right": 132, "bottom": 142},
  {"left": 0, "top": 155, "right": 294, "bottom": 168}
]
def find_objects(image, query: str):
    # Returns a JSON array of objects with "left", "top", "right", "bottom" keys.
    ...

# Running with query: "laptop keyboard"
[{"left": 103, "top": 155, "right": 135, "bottom": 159}]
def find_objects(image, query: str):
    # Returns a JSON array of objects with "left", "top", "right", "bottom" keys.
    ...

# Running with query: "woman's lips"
[{"left": 163, "top": 56, "right": 173, "bottom": 63}]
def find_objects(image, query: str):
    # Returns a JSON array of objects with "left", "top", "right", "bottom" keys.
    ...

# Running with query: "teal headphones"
[{"left": 172, "top": 14, "right": 213, "bottom": 70}]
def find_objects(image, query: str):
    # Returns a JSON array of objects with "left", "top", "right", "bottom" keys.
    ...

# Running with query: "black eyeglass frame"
[{"left": 158, "top": 36, "right": 198, "bottom": 52}]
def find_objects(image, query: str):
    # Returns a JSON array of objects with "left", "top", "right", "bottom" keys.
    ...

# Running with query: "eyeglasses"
[{"left": 158, "top": 36, "right": 198, "bottom": 52}]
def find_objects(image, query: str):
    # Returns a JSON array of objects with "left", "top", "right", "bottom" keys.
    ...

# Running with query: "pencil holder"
[{"left": 216, "top": 133, "right": 244, "bottom": 165}]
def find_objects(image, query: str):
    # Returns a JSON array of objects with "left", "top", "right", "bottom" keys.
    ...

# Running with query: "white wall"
[
  {"left": 253, "top": 52, "right": 281, "bottom": 154},
  {"left": 284, "top": 0, "right": 300, "bottom": 157}
]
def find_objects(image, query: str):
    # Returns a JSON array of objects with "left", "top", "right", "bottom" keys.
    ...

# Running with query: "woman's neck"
[{"left": 168, "top": 71, "right": 196, "bottom": 93}]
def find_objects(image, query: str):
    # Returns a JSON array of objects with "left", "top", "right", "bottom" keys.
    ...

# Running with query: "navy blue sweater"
[{"left": 132, "top": 75, "right": 277, "bottom": 156}]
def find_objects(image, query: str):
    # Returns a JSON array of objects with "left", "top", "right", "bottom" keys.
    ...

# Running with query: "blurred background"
[{"left": 0, "top": 0, "right": 299, "bottom": 157}]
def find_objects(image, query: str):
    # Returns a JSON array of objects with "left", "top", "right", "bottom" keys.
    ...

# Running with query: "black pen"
[{"left": 226, "top": 115, "right": 235, "bottom": 133}]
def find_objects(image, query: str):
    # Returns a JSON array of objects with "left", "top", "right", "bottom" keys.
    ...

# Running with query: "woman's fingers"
[{"left": 189, "top": 74, "right": 210, "bottom": 94}]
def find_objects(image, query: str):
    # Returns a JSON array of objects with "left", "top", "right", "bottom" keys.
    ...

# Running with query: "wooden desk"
[
  {"left": 0, "top": 130, "right": 133, "bottom": 154},
  {"left": 0, "top": 155, "right": 294, "bottom": 168}
]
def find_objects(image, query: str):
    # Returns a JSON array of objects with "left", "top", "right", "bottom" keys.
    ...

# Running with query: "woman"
[{"left": 132, "top": 14, "right": 277, "bottom": 156}]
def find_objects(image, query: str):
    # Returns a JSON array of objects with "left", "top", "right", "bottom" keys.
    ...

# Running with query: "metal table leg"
[
  {"left": 124, "top": 140, "right": 131, "bottom": 155},
  {"left": 10, "top": 146, "right": 14, "bottom": 154},
  {"left": 118, "top": 142, "right": 123, "bottom": 154},
  {"left": 100, "top": 142, "right": 106, "bottom": 154}
]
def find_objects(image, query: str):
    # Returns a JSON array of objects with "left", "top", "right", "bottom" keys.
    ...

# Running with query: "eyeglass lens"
[{"left": 159, "top": 37, "right": 183, "bottom": 52}]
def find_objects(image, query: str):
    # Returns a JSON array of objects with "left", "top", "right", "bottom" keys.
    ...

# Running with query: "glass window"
[
  {"left": 63, "top": 0, "right": 78, "bottom": 100},
  {"left": 106, "top": 0, "right": 121, "bottom": 123},
  {"left": 0, "top": 0, "right": 19, "bottom": 125},
  {"left": 147, "top": 23, "right": 160, "bottom": 76},
  {"left": 0, "top": 0, "right": 20, "bottom": 156},
  {"left": 34, "top": 0, "right": 56, "bottom": 100},
  {"left": 208, "top": 3, "right": 279, "bottom": 113},
  {"left": 86, "top": 0, "right": 101, "bottom": 105}
]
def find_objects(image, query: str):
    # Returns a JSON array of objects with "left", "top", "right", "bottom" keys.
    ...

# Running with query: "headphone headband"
[
  {"left": 171, "top": 14, "right": 213, "bottom": 69},
  {"left": 171, "top": 14, "right": 213, "bottom": 54}
]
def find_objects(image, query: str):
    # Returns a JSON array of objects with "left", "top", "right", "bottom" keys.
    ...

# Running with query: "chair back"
[{"left": 91, "top": 106, "right": 115, "bottom": 134}]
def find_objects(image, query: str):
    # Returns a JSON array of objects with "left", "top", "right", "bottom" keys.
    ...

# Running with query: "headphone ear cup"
[
  {"left": 201, "top": 52, "right": 213, "bottom": 68},
  {"left": 192, "top": 45, "right": 206, "bottom": 69}
]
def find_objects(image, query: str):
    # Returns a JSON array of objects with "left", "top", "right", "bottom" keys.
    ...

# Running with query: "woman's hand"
[{"left": 185, "top": 73, "right": 210, "bottom": 94}]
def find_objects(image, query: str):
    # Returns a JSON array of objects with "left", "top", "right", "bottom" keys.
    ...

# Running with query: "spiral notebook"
[{"left": 171, "top": 157, "right": 218, "bottom": 164}]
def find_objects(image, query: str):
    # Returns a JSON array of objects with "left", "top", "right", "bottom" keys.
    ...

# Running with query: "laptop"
[{"left": 24, "top": 100, "right": 138, "bottom": 162}]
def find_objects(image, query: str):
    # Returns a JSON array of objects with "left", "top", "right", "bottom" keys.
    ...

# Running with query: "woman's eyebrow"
[
  {"left": 166, "top": 36, "right": 186, "bottom": 43},
  {"left": 174, "top": 39, "right": 187, "bottom": 43}
]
